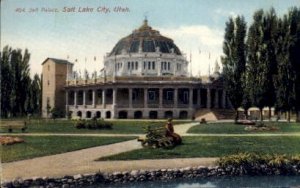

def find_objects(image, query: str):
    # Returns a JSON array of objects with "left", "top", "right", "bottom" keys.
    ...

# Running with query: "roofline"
[{"left": 41, "top": 57, "right": 74, "bottom": 65}]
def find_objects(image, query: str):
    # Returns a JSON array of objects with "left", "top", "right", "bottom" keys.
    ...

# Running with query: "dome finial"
[
  {"left": 139, "top": 15, "right": 151, "bottom": 30},
  {"left": 143, "top": 16, "right": 148, "bottom": 27}
]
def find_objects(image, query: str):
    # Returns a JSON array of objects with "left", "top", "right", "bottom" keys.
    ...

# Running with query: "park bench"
[
  {"left": 138, "top": 126, "right": 174, "bottom": 148},
  {"left": 0, "top": 120, "right": 27, "bottom": 133}
]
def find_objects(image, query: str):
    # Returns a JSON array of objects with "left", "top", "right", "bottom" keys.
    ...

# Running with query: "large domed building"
[{"left": 41, "top": 19, "right": 230, "bottom": 119}]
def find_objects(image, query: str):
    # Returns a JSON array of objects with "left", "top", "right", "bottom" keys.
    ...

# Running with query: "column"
[
  {"left": 189, "top": 88, "right": 193, "bottom": 108},
  {"left": 144, "top": 88, "right": 148, "bottom": 108},
  {"left": 197, "top": 89, "right": 201, "bottom": 107},
  {"left": 215, "top": 90, "right": 219, "bottom": 109},
  {"left": 174, "top": 88, "right": 178, "bottom": 108},
  {"left": 207, "top": 88, "right": 211, "bottom": 109},
  {"left": 74, "top": 91, "right": 77, "bottom": 106},
  {"left": 222, "top": 90, "right": 226, "bottom": 109},
  {"left": 83, "top": 90, "right": 86, "bottom": 106},
  {"left": 92, "top": 90, "right": 96, "bottom": 107},
  {"left": 159, "top": 88, "right": 163, "bottom": 108},
  {"left": 65, "top": 91, "right": 69, "bottom": 106},
  {"left": 113, "top": 88, "right": 117, "bottom": 107},
  {"left": 158, "top": 60, "right": 161, "bottom": 76},
  {"left": 102, "top": 89, "right": 106, "bottom": 108},
  {"left": 129, "top": 88, "right": 133, "bottom": 108},
  {"left": 65, "top": 91, "right": 69, "bottom": 118}
]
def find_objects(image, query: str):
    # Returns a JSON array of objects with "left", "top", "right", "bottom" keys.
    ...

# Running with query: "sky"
[{"left": 1, "top": 0, "right": 299, "bottom": 77}]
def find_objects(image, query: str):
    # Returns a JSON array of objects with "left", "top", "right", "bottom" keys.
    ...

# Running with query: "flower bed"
[{"left": 0, "top": 136, "right": 24, "bottom": 145}]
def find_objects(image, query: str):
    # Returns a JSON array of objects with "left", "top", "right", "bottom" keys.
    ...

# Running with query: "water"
[{"left": 93, "top": 176, "right": 300, "bottom": 188}]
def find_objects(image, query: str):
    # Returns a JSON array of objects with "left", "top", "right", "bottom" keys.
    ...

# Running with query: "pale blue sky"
[{"left": 1, "top": 0, "right": 299, "bottom": 76}]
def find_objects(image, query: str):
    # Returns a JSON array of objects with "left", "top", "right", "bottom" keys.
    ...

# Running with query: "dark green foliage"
[
  {"left": 50, "top": 107, "right": 65, "bottom": 119},
  {"left": 139, "top": 126, "right": 174, "bottom": 148},
  {"left": 221, "top": 16, "right": 247, "bottom": 122},
  {"left": 0, "top": 46, "right": 41, "bottom": 118},
  {"left": 74, "top": 118, "right": 113, "bottom": 129},
  {"left": 218, "top": 153, "right": 300, "bottom": 169}
]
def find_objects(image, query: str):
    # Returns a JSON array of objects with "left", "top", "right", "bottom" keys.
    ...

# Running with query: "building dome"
[{"left": 108, "top": 19, "right": 182, "bottom": 56}]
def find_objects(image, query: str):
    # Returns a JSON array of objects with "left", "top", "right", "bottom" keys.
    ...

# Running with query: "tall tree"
[
  {"left": 0, "top": 46, "right": 36, "bottom": 117},
  {"left": 287, "top": 7, "right": 300, "bottom": 122},
  {"left": 0, "top": 46, "right": 13, "bottom": 117},
  {"left": 221, "top": 16, "right": 247, "bottom": 122},
  {"left": 274, "top": 15, "right": 295, "bottom": 122},
  {"left": 247, "top": 10, "right": 266, "bottom": 121},
  {"left": 262, "top": 8, "right": 278, "bottom": 120}
]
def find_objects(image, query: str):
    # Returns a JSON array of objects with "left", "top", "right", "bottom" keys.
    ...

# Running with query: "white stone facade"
[{"left": 43, "top": 19, "right": 230, "bottom": 119}]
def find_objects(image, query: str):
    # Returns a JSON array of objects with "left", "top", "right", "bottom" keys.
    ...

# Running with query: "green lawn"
[
  {"left": 1, "top": 136, "right": 135, "bottom": 163},
  {"left": 0, "top": 119, "right": 190, "bottom": 134},
  {"left": 98, "top": 136, "right": 300, "bottom": 161},
  {"left": 187, "top": 122, "right": 300, "bottom": 134}
]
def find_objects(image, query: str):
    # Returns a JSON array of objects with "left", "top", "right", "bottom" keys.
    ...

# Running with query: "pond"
[{"left": 95, "top": 176, "right": 300, "bottom": 188}]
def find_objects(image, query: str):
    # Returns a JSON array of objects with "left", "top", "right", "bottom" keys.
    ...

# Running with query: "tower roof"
[{"left": 41, "top": 58, "right": 73, "bottom": 65}]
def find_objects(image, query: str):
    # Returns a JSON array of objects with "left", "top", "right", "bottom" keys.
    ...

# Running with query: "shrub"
[
  {"left": 74, "top": 118, "right": 113, "bottom": 130},
  {"left": 50, "top": 107, "right": 65, "bottom": 119},
  {"left": 218, "top": 153, "right": 300, "bottom": 169}
]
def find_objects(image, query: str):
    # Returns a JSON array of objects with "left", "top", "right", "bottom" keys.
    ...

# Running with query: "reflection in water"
[{"left": 92, "top": 176, "right": 300, "bottom": 188}]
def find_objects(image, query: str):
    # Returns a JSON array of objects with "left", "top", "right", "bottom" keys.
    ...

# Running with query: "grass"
[
  {"left": 0, "top": 119, "right": 190, "bottom": 134},
  {"left": 98, "top": 136, "right": 300, "bottom": 161},
  {"left": 187, "top": 122, "right": 300, "bottom": 134},
  {"left": 1, "top": 136, "right": 135, "bottom": 163}
]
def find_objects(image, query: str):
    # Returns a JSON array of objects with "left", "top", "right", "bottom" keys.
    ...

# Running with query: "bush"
[
  {"left": 218, "top": 153, "right": 300, "bottom": 169},
  {"left": 74, "top": 118, "right": 113, "bottom": 130},
  {"left": 50, "top": 107, "right": 65, "bottom": 119},
  {"left": 75, "top": 119, "right": 86, "bottom": 129}
]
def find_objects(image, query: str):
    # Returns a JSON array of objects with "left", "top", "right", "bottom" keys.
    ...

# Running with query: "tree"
[
  {"left": 262, "top": 8, "right": 278, "bottom": 120},
  {"left": 0, "top": 46, "right": 13, "bottom": 117},
  {"left": 0, "top": 46, "right": 41, "bottom": 118},
  {"left": 28, "top": 74, "right": 42, "bottom": 115},
  {"left": 221, "top": 16, "right": 247, "bottom": 122},
  {"left": 273, "top": 15, "right": 295, "bottom": 122},
  {"left": 247, "top": 10, "right": 270, "bottom": 121},
  {"left": 287, "top": 7, "right": 300, "bottom": 122}
]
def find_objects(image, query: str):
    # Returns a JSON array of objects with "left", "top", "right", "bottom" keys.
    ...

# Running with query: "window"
[
  {"left": 148, "top": 91, "right": 156, "bottom": 101},
  {"left": 166, "top": 91, "right": 173, "bottom": 100},
  {"left": 152, "top": 61, "right": 155, "bottom": 70},
  {"left": 177, "top": 63, "right": 181, "bottom": 71},
  {"left": 168, "top": 62, "right": 170, "bottom": 70},
  {"left": 164, "top": 62, "right": 167, "bottom": 70},
  {"left": 47, "top": 80, "right": 50, "bottom": 86},
  {"left": 148, "top": 61, "right": 151, "bottom": 70},
  {"left": 144, "top": 62, "right": 146, "bottom": 69},
  {"left": 132, "top": 90, "right": 137, "bottom": 101},
  {"left": 127, "top": 62, "right": 130, "bottom": 70},
  {"left": 183, "top": 91, "right": 189, "bottom": 103},
  {"left": 135, "top": 62, "right": 138, "bottom": 70},
  {"left": 131, "top": 62, "right": 134, "bottom": 70}
]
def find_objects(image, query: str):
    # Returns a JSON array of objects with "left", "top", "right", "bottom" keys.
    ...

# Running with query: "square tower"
[{"left": 41, "top": 58, "right": 73, "bottom": 118}]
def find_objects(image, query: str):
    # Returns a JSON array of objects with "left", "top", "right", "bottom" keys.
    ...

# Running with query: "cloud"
[
  {"left": 160, "top": 25, "right": 224, "bottom": 76},
  {"left": 214, "top": 8, "right": 238, "bottom": 18}
]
